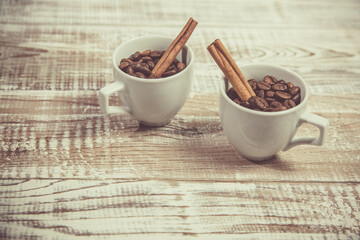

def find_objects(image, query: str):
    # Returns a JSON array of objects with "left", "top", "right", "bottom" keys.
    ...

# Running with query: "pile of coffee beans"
[
  {"left": 118, "top": 50, "right": 186, "bottom": 78},
  {"left": 227, "top": 75, "right": 301, "bottom": 112}
]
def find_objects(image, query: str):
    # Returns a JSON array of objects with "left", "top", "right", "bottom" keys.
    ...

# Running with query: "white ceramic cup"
[
  {"left": 99, "top": 36, "right": 194, "bottom": 126},
  {"left": 219, "top": 63, "right": 329, "bottom": 161}
]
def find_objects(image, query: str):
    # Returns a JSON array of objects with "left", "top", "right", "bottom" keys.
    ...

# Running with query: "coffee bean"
[
  {"left": 270, "top": 106, "right": 287, "bottom": 112},
  {"left": 121, "top": 58, "right": 133, "bottom": 64},
  {"left": 272, "top": 83, "right": 288, "bottom": 91},
  {"left": 265, "top": 97, "right": 276, "bottom": 103},
  {"left": 233, "top": 98, "right": 242, "bottom": 105},
  {"left": 168, "top": 64, "right": 175, "bottom": 71},
  {"left": 130, "top": 51, "right": 141, "bottom": 61},
  {"left": 263, "top": 75, "right": 277, "bottom": 85},
  {"left": 265, "top": 90, "right": 275, "bottom": 98},
  {"left": 250, "top": 96, "right": 269, "bottom": 110},
  {"left": 277, "top": 80, "right": 286, "bottom": 84},
  {"left": 177, "top": 62, "right": 186, "bottom": 71},
  {"left": 134, "top": 62, "right": 151, "bottom": 76},
  {"left": 239, "top": 100, "right": 252, "bottom": 108},
  {"left": 125, "top": 65, "right": 134, "bottom": 74},
  {"left": 147, "top": 61, "right": 155, "bottom": 69},
  {"left": 257, "top": 82, "right": 271, "bottom": 91},
  {"left": 275, "top": 91, "right": 291, "bottom": 100},
  {"left": 150, "top": 50, "right": 162, "bottom": 58},
  {"left": 140, "top": 56, "right": 152, "bottom": 62},
  {"left": 135, "top": 72, "right": 146, "bottom": 78},
  {"left": 173, "top": 58, "right": 179, "bottom": 65},
  {"left": 284, "top": 99, "right": 296, "bottom": 108},
  {"left": 162, "top": 69, "right": 178, "bottom": 78},
  {"left": 289, "top": 86, "right": 300, "bottom": 96},
  {"left": 271, "top": 101, "right": 283, "bottom": 108},
  {"left": 248, "top": 79, "right": 257, "bottom": 91},
  {"left": 119, "top": 62, "right": 130, "bottom": 70},
  {"left": 140, "top": 49, "right": 151, "bottom": 56},
  {"left": 292, "top": 93, "right": 301, "bottom": 104},
  {"left": 287, "top": 82, "right": 294, "bottom": 88},
  {"left": 227, "top": 87, "right": 238, "bottom": 100},
  {"left": 256, "top": 89, "right": 265, "bottom": 98}
]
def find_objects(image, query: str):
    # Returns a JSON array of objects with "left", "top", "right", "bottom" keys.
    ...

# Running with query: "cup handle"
[
  {"left": 99, "top": 81, "right": 131, "bottom": 115},
  {"left": 283, "top": 111, "right": 329, "bottom": 151}
]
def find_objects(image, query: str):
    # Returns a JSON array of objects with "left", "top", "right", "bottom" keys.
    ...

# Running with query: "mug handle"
[
  {"left": 99, "top": 81, "right": 131, "bottom": 115},
  {"left": 283, "top": 111, "right": 329, "bottom": 151}
]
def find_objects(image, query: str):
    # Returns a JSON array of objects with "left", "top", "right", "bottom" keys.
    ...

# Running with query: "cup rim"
[
  {"left": 220, "top": 63, "right": 309, "bottom": 116},
  {"left": 112, "top": 35, "right": 195, "bottom": 83}
]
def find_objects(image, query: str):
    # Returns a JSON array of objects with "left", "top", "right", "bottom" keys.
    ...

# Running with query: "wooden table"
[{"left": 1, "top": 0, "right": 359, "bottom": 239}]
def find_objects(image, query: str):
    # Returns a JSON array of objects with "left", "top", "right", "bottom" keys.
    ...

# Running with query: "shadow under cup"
[
  {"left": 219, "top": 63, "right": 309, "bottom": 161},
  {"left": 110, "top": 36, "right": 194, "bottom": 126}
]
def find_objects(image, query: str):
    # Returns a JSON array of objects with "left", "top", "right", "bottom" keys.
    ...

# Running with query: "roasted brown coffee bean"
[
  {"left": 263, "top": 75, "right": 277, "bottom": 85},
  {"left": 265, "top": 97, "right": 276, "bottom": 103},
  {"left": 270, "top": 101, "right": 283, "bottom": 108},
  {"left": 292, "top": 93, "right": 301, "bottom": 104},
  {"left": 147, "top": 61, "right": 155, "bottom": 69},
  {"left": 233, "top": 98, "right": 242, "bottom": 105},
  {"left": 248, "top": 95, "right": 255, "bottom": 106},
  {"left": 135, "top": 72, "right": 146, "bottom": 78},
  {"left": 256, "top": 89, "right": 265, "bottom": 98},
  {"left": 121, "top": 58, "right": 133, "bottom": 64},
  {"left": 272, "top": 83, "right": 288, "bottom": 91},
  {"left": 140, "top": 49, "right": 151, "bottom": 56},
  {"left": 177, "top": 62, "right": 186, "bottom": 71},
  {"left": 270, "top": 106, "right": 287, "bottom": 112},
  {"left": 227, "top": 87, "right": 238, "bottom": 100},
  {"left": 284, "top": 99, "right": 296, "bottom": 108},
  {"left": 265, "top": 90, "right": 275, "bottom": 98},
  {"left": 125, "top": 65, "right": 134, "bottom": 74},
  {"left": 257, "top": 82, "right": 271, "bottom": 91},
  {"left": 239, "top": 100, "right": 252, "bottom": 108},
  {"left": 162, "top": 69, "right": 178, "bottom": 78},
  {"left": 289, "top": 86, "right": 300, "bottom": 96},
  {"left": 248, "top": 79, "right": 257, "bottom": 91},
  {"left": 275, "top": 91, "right": 292, "bottom": 100},
  {"left": 150, "top": 50, "right": 162, "bottom": 58},
  {"left": 119, "top": 62, "right": 130, "bottom": 70},
  {"left": 134, "top": 63, "right": 151, "bottom": 76},
  {"left": 140, "top": 56, "right": 152, "bottom": 62},
  {"left": 277, "top": 80, "right": 286, "bottom": 84},
  {"left": 287, "top": 82, "right": 294, "bottom": 88},
  {"left": 250, "top": 96, "right": 269, "bottom": 110},
  {"left": 168, "top": 64, "right": 176, "bottom": 71},
  {"left": 130, "top": 51, "right": 141, "bottom": 61}
]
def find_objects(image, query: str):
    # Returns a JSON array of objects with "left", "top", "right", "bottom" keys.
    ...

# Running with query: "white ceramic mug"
[
  {"left": 220, "top": 63, "right": 329, "bottom": 161},
  {"left": 99, "top": 36, "right": 194, "bottom": 126}
]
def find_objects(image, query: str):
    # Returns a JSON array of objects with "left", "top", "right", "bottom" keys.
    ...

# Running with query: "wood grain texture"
[
  {"left": 0, "top": 179, "right": 359, "bottom": 239},
  {"left": 0, "top": 0, "right": 360, "bottom": 238}
]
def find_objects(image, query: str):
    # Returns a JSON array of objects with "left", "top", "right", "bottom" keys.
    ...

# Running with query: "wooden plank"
[
  {"left": 0, "top": 24, "right": 359, "bottom": 94},
  {"left": 0, "top": 0, "right": 359, "bottom": 29},
  {"left": 0, "top": 179, "right": 359, "bottom": 239},
  {"left": 0, "top": 92, "right": 359, "bottom": 181}
]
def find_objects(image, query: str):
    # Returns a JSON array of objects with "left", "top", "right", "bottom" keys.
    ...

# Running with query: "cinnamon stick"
[
  {"left": 207, "top": 40, "right": 254, "bottom": 101},
  {"left": 150, "top": 18, "right": 198, "bottom": 78},
  {"left": 213, "top": 39, "right": 255, "bottom": 97}
]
